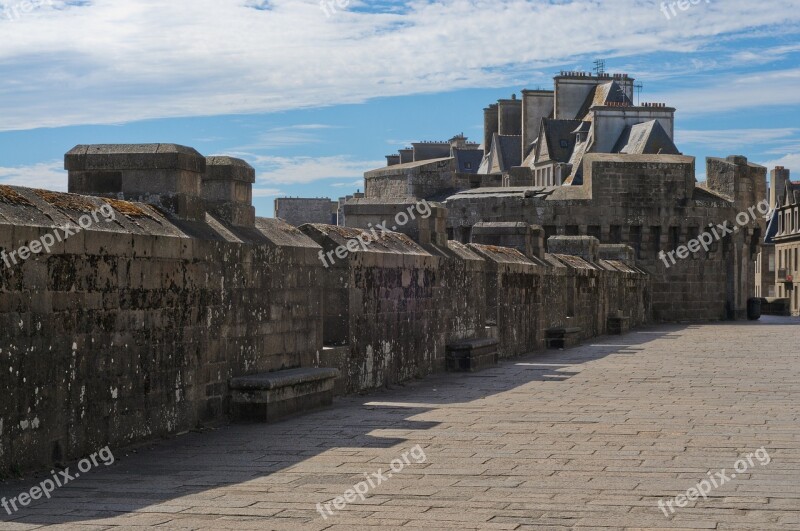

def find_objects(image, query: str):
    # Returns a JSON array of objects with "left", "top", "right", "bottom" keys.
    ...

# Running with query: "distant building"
[
  {"left": 274, "top": 197, "right": 338, "bottom": 226},
  {"left": 768, "top": 167, "right": 800, "bottom": 314},
  {"left": 356, "top": 71, "right": 767, "bottom": 322}
]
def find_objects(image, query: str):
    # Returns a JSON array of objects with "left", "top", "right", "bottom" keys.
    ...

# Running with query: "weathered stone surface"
[
  {"left": 0, "top": 144, "right": 651, "bottom": 477},
  {"left": 446, "top": 338, "right": 499, "bottom": 372},
  {"left": 229, "top": 368, "right": 339, "bottom": 422}
]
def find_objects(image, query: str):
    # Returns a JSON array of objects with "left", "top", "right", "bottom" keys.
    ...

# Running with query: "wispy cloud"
[
  {"left": 0, "top": 160, "right": 66, "bottom": 190},
  {"left": 252, "top": 187, "right": 283, "bottom": 197},
  {"left": 234, "top": 153, "right": 381, "bottom": 184},
  {"left": 676, "top": 128, "right": 800, "bottom": 150},
  {"left": 331, "top": 179, "right": 363, "bottom": 188},
  {"left": 2, "top": 0, "right": 800, "bottom": 131},
  {"left": 759, "top": 153, "right": 800, "bottom": 175},
  {"left": 233, "top": 124, "right": 341, "bottom": 150},
  {"left": 655, "top": 68, "right": 800, "bottom": 115}
]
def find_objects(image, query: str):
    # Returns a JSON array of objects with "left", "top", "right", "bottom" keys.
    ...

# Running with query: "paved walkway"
[{"left": 2, "top": 318, "right": 799, "bottom": 530}]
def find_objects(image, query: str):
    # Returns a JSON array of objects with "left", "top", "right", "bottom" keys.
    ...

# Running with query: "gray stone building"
[
  {"left": 357, "top": 71, "right": 768, "bottom": 322},
  {"left": 274, "top": 197, "right": 338, "bottom": 226}
]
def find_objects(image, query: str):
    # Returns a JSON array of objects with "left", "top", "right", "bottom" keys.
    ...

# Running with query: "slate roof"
[
  {"left": 497, "top": 135, "right": 522, "bottom": 169},
  {"left": 540, "top": 119, "right": 582, "bottom": 164},
  {"left": 453, "top": 148, "right": 484, "bottom": 174},
  {"left": 613, "top": 120, "right": 680, "bottom": 155},
  {"left": 575, "top": 81, "right": 633, "bottom": 120},
  {"left": 479, "top": 134, "right": 522, "bottom": 174},
  {"left": 765, "top": 208, "right": 780, "bottom": 244}
]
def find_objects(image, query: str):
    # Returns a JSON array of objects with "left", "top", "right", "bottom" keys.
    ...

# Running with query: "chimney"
[
  {"left": 203, "top": 156, "right": 256, "bottom": 227},
  {"left": 65, "top": 144, "right": 205, "bottom": 221},
  {"left": 497, "top": 95, "right": 522, "bottom": 136},
  {"left": 398, "top": 148, "right": 413, "bottom": 164},
  {"left": 770, "top": 166, "right": 791, "bottom": 210},
  {"left": 521, "top": 89, "right": 554, "bottom": 157},
  {"left": 386, "top": 154, "right": 400, "bottom": 167},
  {"left": 483, "top": 104, "right": 499, "bottom": 156}
]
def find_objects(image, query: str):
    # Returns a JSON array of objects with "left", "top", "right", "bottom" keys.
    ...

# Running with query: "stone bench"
[
  {"left": 229, "top": 367, "right": 339, "bottom": 422},
  {"left": 545, "top": 327, "right": 583, "bottom": 349},
  {"left": 446, "top": 338, "right": 499, "bottom": 372},
  {"left": 607, "top": 315, "right": 631, "bottom": 335}
]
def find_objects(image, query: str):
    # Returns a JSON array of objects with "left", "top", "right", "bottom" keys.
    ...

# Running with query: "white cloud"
[
  {"left": 730, "top": 44, "right": 800, "bottom": 65},
  {"left": 235, "top": 153, "right": 382, "bottom": 184},
  {"left": 1, "top": 0, "right": 800, "bottom": 131},
  {"left": 0, "top": 160, "right": 67, "bottom": 190},
  {"left": 332, "top": 179, "right": 363, "bottom": 187},
  {"left": 759, "top": 153, "right": 800, "bottom": 177},
  {"left": 252, "top": 187, "right": 283, "bottom": 197},
  {"left": 676, "top": 128, "right": 800, "bottom": 150},
  {"left": 234, "top": 124, "right": 341, "bottom": 150},
  {"left": 654, "top": 68, "right": 800, "bottom": 116}
]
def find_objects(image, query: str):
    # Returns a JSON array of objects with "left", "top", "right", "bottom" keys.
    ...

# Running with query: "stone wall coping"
[
  {"left": 65, "top": 144, "right": 206, "bottom": 173},
  {"left": 229, "top": 368, "right": 340, "bottom": 391}
]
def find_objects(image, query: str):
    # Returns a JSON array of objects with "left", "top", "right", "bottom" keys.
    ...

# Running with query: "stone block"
[
  {"left": 446, "top": 338, "right": 499, "bottom": 372},
  {"left": 545, "top": 326, "right": 583, "bottom": 349},
  {"left": 228, "top": 367, "right": 339, "bottom": 422},
  {"left": 547, "top": 236, "right": 599, "bottom": 263}
]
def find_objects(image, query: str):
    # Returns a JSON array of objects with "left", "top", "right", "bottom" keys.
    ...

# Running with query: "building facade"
[
  {"left": 358, "top": 71, "right": 768, "bottom": 322},
  {"left": 772, "top": 171, "right": 800, "bottom": 315}
]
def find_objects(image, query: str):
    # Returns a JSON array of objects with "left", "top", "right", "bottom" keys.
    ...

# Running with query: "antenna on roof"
[
  {"left": 634, "top": 82, "right": 644, "bottom": 105},
  {"left": 593, "top": 59, "right": 606, "bottom": 76}
]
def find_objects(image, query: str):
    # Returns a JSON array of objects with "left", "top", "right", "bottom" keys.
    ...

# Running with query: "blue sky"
[{"left": 1, "top": 0, "right": 799, "bottom": 216}]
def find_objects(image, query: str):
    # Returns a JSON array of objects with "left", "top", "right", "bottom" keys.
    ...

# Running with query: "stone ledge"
[
  {"left": 446, "top": 338, "right": 499, "bottom": 372},
  {"left": 545, "top": 327, "right": 582, "bottom": 349},
  {"left": 607, "top": 316, "right": 631, "bottom": 335},
  {"left": 229, "top": 367, "right": 339, "bottom": 422}
]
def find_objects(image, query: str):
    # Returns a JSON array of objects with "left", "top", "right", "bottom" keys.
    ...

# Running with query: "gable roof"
[
  {"left": 479, "top": 134, "right": 522, "bottom": 174},
  {"left": 613, "top": 120, "right": 680, "bottom": 155},
  {"left": 539, "top": 119, "right": 582, "bottom": 164},
  {"left": 575, "top": 80, "right": 634, "bottom": 120}
]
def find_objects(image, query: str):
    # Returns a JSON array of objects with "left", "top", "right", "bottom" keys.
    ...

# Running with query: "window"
[
  {"left": 610, "top": 225, "right": 623, "bottom": 244},
  {"left": 464, "top": 162, "right": 472, "bottom": 170},
  {"left": 565, "top": 225, "right": 579, "bottom": 236},
  {"left": 543, "top": 225, "right": 557, "bottom": 251},
  {"left": 650, "top": 226, "right": 662, "bottom": 259},
  {"left": 670, "top": 226, "right": 681, "bottom": 252},
  {"left": 630, "top": 226, "right": 642, "bottom": 259},
  {"left": 587, "top": 225, "right": 601, "bottom": 241}
]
